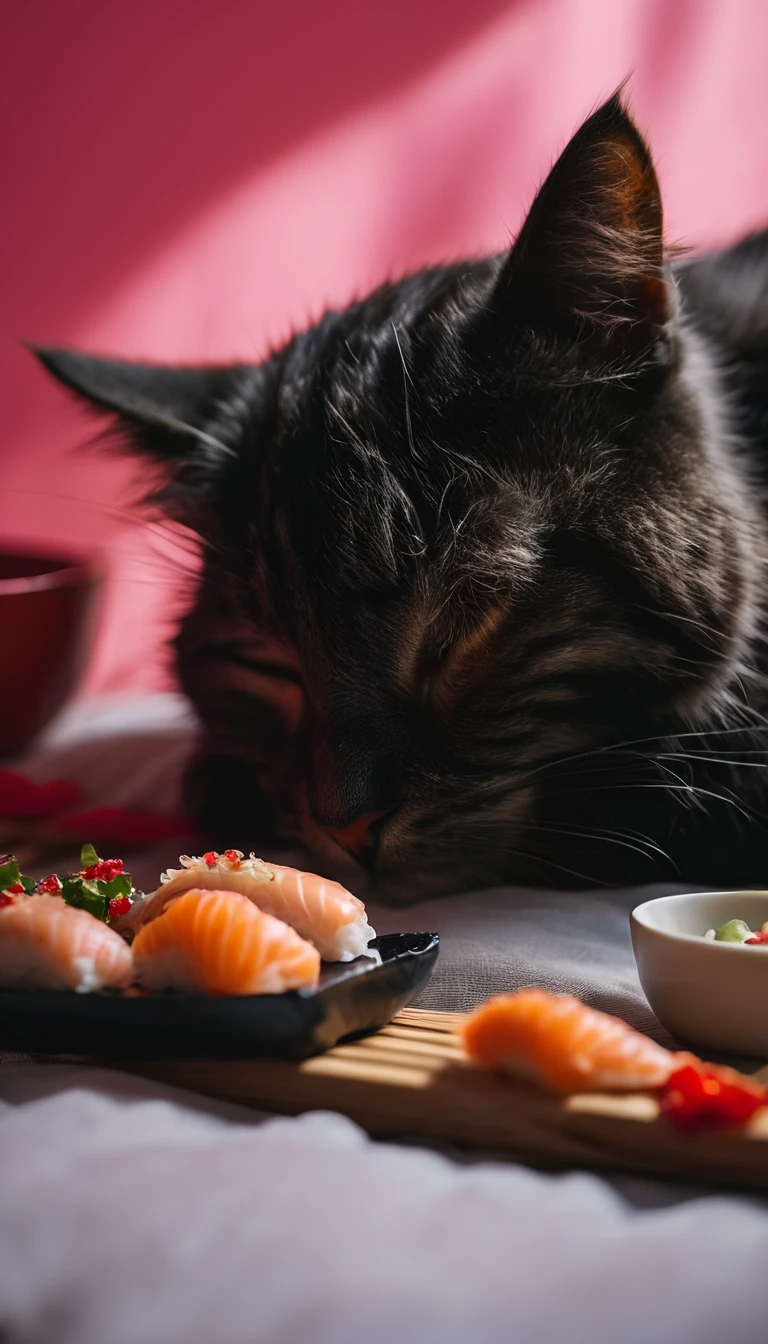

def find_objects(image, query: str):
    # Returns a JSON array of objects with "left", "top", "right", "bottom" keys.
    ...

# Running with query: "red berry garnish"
[
  {"left": 36, "top": 874, "right": 61, "bottom": 894},
  {"left": 203, "top": 851, "right": 217, "bottom": 867},
  {"left": 0, "top": 893, "right": 14, "bottom": 909},
  {"left": 660, "top": 1059, "right": 767, "bottom": 1131},
  {"left": 6, "top": 884, "right": 25, "bottom": 895},
  {"left": 80, "top": 858, "right": 125, "bottom": 882},
  {"left": 108, "top": 896, "right": 132, "bottom": 920}
]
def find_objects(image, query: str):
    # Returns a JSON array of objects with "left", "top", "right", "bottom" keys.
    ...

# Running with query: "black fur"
[{"left": 34, "top": 94, "right": 768, "bottom": 900}]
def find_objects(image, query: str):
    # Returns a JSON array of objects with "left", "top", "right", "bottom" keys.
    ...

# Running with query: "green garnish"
[
  {"left": 0, "top": 845, "right": 137, "bottom": 921},
  {"left": 0, "top": 858, "right": 21, "bottom": 891},
  {"left": 0, "top": 858, "right": 36, "bottom": 895},
  {"left": 57, "top": 845, "right": 135, "bottom": 921},
  {"left": 103, "top": 873, "right": 132, "bottom": 902},
  {"left": 60, "top": 875, "right": 107, "bottom": 921},
  {"left": 80, "top": 843, "right": 99, "bottom": 869},
  {"left": 715, "top": 919, "right": 753, "bottom": 944}
]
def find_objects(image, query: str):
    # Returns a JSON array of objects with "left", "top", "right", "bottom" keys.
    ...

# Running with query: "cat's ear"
[
  {"left": 32, "top": 346, "right": 236, "bottom": 459},
  {"left": 31, "top": 346, "right": 246, "bottom": 524},
  {"left": 495, "top": 92, "right": 673, "bottom": 365}
]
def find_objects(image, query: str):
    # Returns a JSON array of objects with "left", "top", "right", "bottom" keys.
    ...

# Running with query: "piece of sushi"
[
  {"left": 0, "top": 894, "right": 133, "bottom": 993},
  {"left": 131, "top": 887, "right": 321, "bottom": 995},
  {"left": 116, "top": 849, "right": 376, "bottom": 962},
  {"left": 461, "top": 988, "right": 675, "bottom": 1093}
]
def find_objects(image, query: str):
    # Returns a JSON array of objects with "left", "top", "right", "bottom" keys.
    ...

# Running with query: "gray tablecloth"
[{"left": 371, "top": 881, "right": 683, "bottom": 1044}]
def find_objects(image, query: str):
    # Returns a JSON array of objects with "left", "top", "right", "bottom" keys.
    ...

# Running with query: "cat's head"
[{"left": 35, "top": 95, "right": 765, "bottom": 897}]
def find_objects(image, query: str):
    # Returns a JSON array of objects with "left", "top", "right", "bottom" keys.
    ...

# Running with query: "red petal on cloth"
[
  {"left": 0, "top": 770, "right": 82, "bottom": 820},
  {"left": 55, "top": 808, "right": 196, "bottom": 849}
]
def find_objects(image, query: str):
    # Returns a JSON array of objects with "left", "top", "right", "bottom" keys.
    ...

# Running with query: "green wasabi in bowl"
[{"left": 704, "top": 918, "right": 768, "bottom": 946}]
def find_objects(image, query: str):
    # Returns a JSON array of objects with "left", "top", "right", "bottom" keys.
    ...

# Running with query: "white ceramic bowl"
[{"left": 631, "top": 891, "right": 768, "bottom": 1058}]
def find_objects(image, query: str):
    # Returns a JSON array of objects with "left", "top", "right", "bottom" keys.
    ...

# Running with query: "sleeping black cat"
[{"left": 34, "top": 94, "right": 768, "bottom": 900}]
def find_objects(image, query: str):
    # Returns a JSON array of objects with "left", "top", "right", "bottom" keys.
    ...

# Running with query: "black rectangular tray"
[{"left": 0, "top": 932, "right": 439, "bottom": 1059}]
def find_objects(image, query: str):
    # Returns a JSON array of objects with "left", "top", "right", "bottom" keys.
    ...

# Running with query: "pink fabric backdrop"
[{"left": 3, "top": 0, "right": 768, "bottom": 696}]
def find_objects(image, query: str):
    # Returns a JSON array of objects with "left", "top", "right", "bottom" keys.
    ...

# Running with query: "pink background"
[{"left": 3, "top": 0, "right": 768, "bottom": 697}]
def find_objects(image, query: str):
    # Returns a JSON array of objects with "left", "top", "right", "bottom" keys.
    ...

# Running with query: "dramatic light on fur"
[{"left": 34, "top": 94, "right": 768, "bottom": 898}]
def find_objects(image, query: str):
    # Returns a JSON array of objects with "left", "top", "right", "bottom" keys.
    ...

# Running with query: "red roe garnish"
[
  {"left": 224, "top": 849, "right": 242, "bottom": 867},
  {"left": 108, "top": 895, "right": 132, "bottom": 920},
  {"left": 6, "top": 884, "right": 25, "bottom": 895},
  {"left": 745, "top": 931, "right": 768, "bottom": 945},
  {"left": 203, "top": 851, "right": 217, "bottom": 867},
  {"left": 36, "top": 874, "right": 61, "bottom": 894},
  {"left": 80, "top": 858, "right": 124, "bottom": 882},
  {"left": 660, "top": 1058, "right": 768, "bottom": 1131},
  {"left": 0, "top": 893, "right": 14, "bottom": 909}
]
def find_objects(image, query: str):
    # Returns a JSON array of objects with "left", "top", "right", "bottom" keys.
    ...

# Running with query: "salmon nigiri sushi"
[
  {"left": 131, "top": 887, "right": 321, "bottom": 995},
  {"left": 462, "top": 989, "right": 675, "bottom": 1093},
  {"left": 116, "top": 850, "right": 376, "bottom": 963},
  {"left": 0, "top": 895, "right": 133, "bottom": 993}
]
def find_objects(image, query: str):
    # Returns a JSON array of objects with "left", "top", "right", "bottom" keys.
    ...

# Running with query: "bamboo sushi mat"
[{"left": 114, "top": 1009, "right": 768, "bottom": 1191}]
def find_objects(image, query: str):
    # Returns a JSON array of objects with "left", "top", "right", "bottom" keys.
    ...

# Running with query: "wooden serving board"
[{"left": 116, "top": 1009, "right": 768, "bottom": 1190}]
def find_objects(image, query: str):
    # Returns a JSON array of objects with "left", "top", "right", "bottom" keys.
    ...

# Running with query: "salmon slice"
[
  {"left": 462, "top": 989, "right": 674, "bottom": 1093},
  {"left": 116, "top": 850, "right": 376, "bottom": 962},
  {"left": 131, "top": 887, "right": 321, "bottom": 995},
  {"left": 264, "top": 862, "right": 374, "bottom": 961},
  {"left": 0, "top": 895, "right": 133, "bottom": 993}
]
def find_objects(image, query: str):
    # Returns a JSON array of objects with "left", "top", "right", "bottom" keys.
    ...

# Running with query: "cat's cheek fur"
[{"left": 663, "top": 328, "right": 767, "bottom": 719}]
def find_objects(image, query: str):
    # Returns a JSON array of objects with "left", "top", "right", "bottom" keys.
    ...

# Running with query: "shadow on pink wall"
[{"left": 2, "top": 0, "right": 768, "bottom": 695}]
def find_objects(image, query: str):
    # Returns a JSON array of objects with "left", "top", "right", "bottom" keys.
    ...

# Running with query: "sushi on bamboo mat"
[{"left": 113, "top": 1009, "right": 768, "bottom": 1191}]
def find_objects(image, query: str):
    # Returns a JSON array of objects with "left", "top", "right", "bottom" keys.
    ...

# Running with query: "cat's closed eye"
[{"left": 410, "top": 603, "right": 510, "bottom": 709}]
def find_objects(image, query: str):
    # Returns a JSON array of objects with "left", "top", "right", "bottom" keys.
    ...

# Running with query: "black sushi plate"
[{"left": 0, "top": 932, "right": 439, "bottom": 1060}]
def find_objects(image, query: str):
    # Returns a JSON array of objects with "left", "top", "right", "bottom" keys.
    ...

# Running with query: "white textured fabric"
[
  {"left": 0, "top": 1079, "right": 767, "bottom": 1344},
  {"left": 1, "top": 695, "right": 764, "bottom": 1343}
]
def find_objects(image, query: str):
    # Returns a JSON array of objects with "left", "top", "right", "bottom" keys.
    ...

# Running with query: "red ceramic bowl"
[{"left": 0, "top": 547, "right": 103, "bottom": 757}]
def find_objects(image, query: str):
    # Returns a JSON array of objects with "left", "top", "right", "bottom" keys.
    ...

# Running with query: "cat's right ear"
[
  {"left": 31, "top": 346, "right": 244, "bottom": 520},
  {"left": 492, "top": 92, "right": 674, "bottom": 370}
]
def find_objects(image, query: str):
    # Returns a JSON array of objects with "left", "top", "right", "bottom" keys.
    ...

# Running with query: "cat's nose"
[
  {"left": 324, "top": 807, "right": 395, "bottom": 863},
  {"left": 308, "top": 722, "right": 404, "bottom": 864}
]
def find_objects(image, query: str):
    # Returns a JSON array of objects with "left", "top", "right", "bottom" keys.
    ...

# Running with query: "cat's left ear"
[
  {"left": 494, "top": 92, "right": 674, "bottom": 368},
  {"left": 31, "top": 346, "right": 244, "bottom": 521}
]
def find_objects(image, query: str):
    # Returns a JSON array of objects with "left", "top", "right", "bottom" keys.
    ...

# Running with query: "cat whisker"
[
  {"left": 392, "top": 320, "right": 420, "bottom": 464},
  {"left": 505, "top": 847, "right": 614, "bottom": 887},
  {"left": 653, "top": 751, "right": 768, "bottom": 768},
  {"left": 520, "top": 721, "right": 768, "bottom": 786},
  {"left": 636, "top": 607, "right": 724, "bottom": 651},
  {"left": 541, "top": 780, "right": 760, "bottom": 825},
  {"left": 523, "top": 821, "right": 677, "bottom": 869},
  {"left": 0, "top": 487, "right": 206, "bottom": 584}
]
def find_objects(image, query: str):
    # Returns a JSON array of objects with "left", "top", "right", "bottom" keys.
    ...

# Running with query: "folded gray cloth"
[{"left": 370, "top": 880, "right": 692, "bottom": 1046}]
